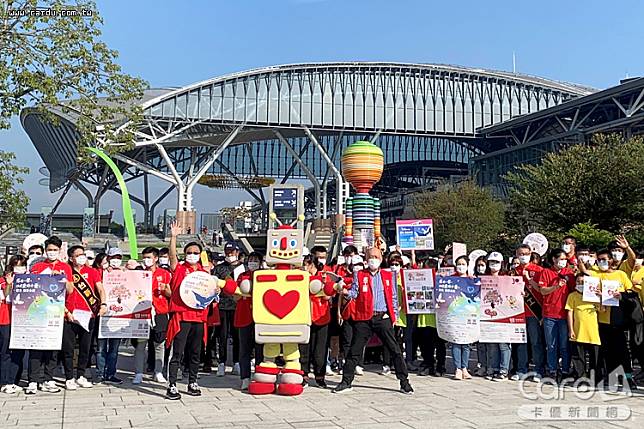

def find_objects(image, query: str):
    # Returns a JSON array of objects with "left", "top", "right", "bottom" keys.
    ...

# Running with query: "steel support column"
[{"left": 304, "top": 127, "right": 345, "bottom": 216}]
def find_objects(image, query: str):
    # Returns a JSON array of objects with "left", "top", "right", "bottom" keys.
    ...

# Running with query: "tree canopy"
[
  {"left": 0, "top": 0, "right": 148, "bottom": 146},
  {"left": 505, "top": 134, "right": 644, "bottom": 237},
  {"left": 0, "top": 151, "right": 29, "bottom": 233},
  {"left": 413, "top": 181, "right": 505, "bottom": 251}
]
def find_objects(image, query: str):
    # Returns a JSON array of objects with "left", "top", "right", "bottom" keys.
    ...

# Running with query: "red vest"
[{"left": 352, "top": 269, "right": 396, "bottom": 322}]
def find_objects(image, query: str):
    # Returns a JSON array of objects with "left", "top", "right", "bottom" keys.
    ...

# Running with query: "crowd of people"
[{"left": 0, "top": 228, "right": 643, "bottom": 399}]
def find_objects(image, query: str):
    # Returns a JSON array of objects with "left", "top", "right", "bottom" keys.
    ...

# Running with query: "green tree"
[
  {"left": 413, "top": 181, "right": 505, "bottom": 251},
  {"left": 505, "top": 134, "right": 644, "bottom": 235},
  {"left": 0, "top": 151, "right": 29, "bottom": 233},
  {"left": 565, "top": 222, "right": 614, "bottom": 249},
  {"left": 0, "top": 0, "right": 148, "bottom": 148}
]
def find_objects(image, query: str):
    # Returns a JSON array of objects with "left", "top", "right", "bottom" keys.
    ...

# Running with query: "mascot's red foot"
[
  {"left": 248, "top": 381, "right": 275, "bottom": 395},
  {"left": 277, "top": 382, "right": 304, "bottom": 396}
]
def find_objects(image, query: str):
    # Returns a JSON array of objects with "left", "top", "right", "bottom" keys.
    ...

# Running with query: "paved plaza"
[{"left": 1, "top": 346, "right": 643, "bottom": 429}]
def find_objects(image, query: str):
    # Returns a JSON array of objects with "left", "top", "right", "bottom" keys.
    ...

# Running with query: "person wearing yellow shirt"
[
  {"left": 579, "top": 248, "right": 635, "bottom": 389},
  {"left": 566, "top": 274, "right": 601, "bottom": 385}
]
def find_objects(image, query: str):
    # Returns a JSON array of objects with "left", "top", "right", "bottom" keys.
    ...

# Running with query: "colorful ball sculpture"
[
  {"left": 341, "top": 141, "right": 384, "bottom": 193},
  {"left": 341, "top": 141, "right": 384, "bottom": 246}
]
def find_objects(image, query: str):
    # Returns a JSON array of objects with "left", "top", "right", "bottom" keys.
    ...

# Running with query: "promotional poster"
[
  {"left": 435, "top": 276, "right": 481, "bottom": 344},
  {"left": 479, "top": 276, "right": 527, "bottom": 343},
  {"left": 99, "top": 270, "right": 153, "bottom": 339}
]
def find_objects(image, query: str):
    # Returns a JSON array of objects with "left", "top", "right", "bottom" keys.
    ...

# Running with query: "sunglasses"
[
  {"left": 186, "top": 251, "right": 200, "bottom": 255},
  {"left": 390, "top": 264, "right": 401, "bottom": 268},
  {"left": 29, "top": 252, "right": 43, "bottom": 256}
]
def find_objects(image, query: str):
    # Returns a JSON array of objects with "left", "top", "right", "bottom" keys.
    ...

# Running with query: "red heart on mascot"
[{"left": 263, "top": 289, "right": 300, "bottom": 319}]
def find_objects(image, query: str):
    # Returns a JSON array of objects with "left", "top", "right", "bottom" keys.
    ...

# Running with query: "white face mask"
[
  {"left": 46, "top": 250, "right": 59, "bottom": 261},
  {"left": 476, "top": 265, "right": 486, "bottom": 274},
  {"left": 337, "top": 256, "right": 345, "bottom": 265},
  {"left": 518, "top": 255, "right": 530, "bottom": 265},
  {"left": 143, "top": 257, "right": 155, "bottom": 268},
  {"left": 562, "top": 244, "right": 572, "bottom": 253},
  {"left": 576, "top": 284, "right": 584, "bottom": 293},
  {"left": 456, "top": 264, "right": 468, "bottom": 274},
  {"left": 13, "top": 266, "right": 27, "bottom": 275},
  {"left": 75, "top": 255, "right": 87, "bottom": 266},
  {"left": 556, "top": 259, "right": 567, "bottom": 269},
  {"left": 511, "top": 263, "right": 520, "bottom": 270},
  {"left": 109, "top": 259, "right": 122, "bottom": 268},
  {"left": 612, "top": 251, "right": 624, "bottom": 261},
  {"left": 318, "top": 258, "right": 327, "bottom": 266},
  {"left": 389, "top": 265, "right": 401, "bottom": 272},
  {"left": 598, "top": 260, "right": 610, "bottom": 271},
  {"left": 579, "top": 255, "right": 590, "bottom": 264},
  {"left": 247, "top": 261, "right": 260, "bottom": 271},
  {"left": 351, "top": 255, "right": 362, "bottom": 265},
  {"left": 588, "top": 257, "right": 596, "bottom": 266},
  {"left": 367, "top": 258, "right": 381, "bottom": 270},
  {"left": 489, "top": 262, "right": 501, "bottom": 272},
  {"left": 159, "top": 257, "right": 169, "bottom": 266},
  {"left": 225, "top": 255, "right": 238, "bottom": 263},
  {"left": 186, "top": 254, "right": 200, "bottom": 264}
]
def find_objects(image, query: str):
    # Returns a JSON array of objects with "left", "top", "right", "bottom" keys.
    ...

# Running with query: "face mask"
[
  {"left": 318, "top": 258, "right": 327, "bottom": 266},
  {"left": 518, "top": 255, "right": 530, "bottom": 265},
  {"left": 46, "top": 250, "right": 59, "bottom": 261},
  {"left": 576, "top": 284, "right": 584, "bottom": 293},
  {"left": 248, "top": 261, "right": 260, "bottom": 271},
  {"left": 13, "top": 266, "right": 27, "bottom": 275},
  {"left": 186, "top": 254, "right": 200, "bottom": 264},
  {"left": 579, "top": 255, "right": 590, "bottom": 264},
  {"left": 75, "top": 255, "right": 87, "bottom": 266},
  {"left": 143, "top": 257, "right": 155, "bottom": 268},
  {"left": 367, "top": 258, "right": 381, "bottom": 270},
  {"left": 337, "top": 256, "right": 345, "bottom": 265},
  {"left": 159, "top": 257, "right": 169, "bottom": 266},
  {"left": 476, "top": 265, "right": 486, "bottom": 274},
  {"left": 598, "top": 260, "right": 610, "bottom": 271},
  {"left": 612, "top": 251, "right": 624, "bottom": 261},
  {"left": 225, "top": 255, "right": 238, "bottom": 263},
  {"left": 489, "top": 262, "right": 501, "bottom": 272},
  {"left": 588, "top": 257, "right": 596, "bottom": 266},
  {"left": 562, "top": 244, "right": 572, "bottom": 253},
  {"left": 109, "top": 259, "right": 122, "bottom": 268},
  {"left": 511, "top": 263, "right": 520, "bottom": 270},
  {"left": 556, "top": 259, "right": 567, "bottom": 269},
  {"left": 351, "top": 256, "right": 362, "bottom": 265},
  {"left": 456, "top": 264, "right": 468, "bottom": 274},
  {"left": 390, "top": 264, "right": 401, "bottom": 272}
]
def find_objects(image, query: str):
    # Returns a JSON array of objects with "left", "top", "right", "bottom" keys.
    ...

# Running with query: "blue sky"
[{"left": 1, "top": 0, "right": 642, "bottom": 221}]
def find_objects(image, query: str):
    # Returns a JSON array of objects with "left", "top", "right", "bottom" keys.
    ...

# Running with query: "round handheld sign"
[
  {"left": 523, "top": 233, "right": 549, "bottom": 256},
  {"left": 179, "top": 271, "right": 220, "bottom": 309}
]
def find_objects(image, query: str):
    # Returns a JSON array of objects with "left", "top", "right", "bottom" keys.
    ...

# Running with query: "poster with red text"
[
  {"left": 479, "top": 276, "right": 526, "bottom": 343},
  {"left": 99, "top": 270, "right": 152, "bottom": 339}
]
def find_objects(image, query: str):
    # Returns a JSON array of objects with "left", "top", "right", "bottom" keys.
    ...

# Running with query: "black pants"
[
  {"left": 62, "top": 320, "right": 94, "bottom": 380},
  {"left": 599, "top": 324, "right": 631, "bottom": 379},
  {"left": 28, "top": 350, "right": 57, "bottom": 384},
  {"left": 202, "top": 326, "right": 217, "bottom": 367},
  {"left": 340, "top": 320, "right": 364, "bottom": 366},
  {"left": 216, "top": 310, "right": 239, "bottom": 365},
  {"left": 0, "top": 325, "right": 16, "bottom": 385},
  {"left": 239, "top": 323, "right": 262, "bottom": 380},
  {"left": 86, "top": 318, "right": 99, "bottom": 370},
  {"left": 341, "top": 315, "right": 409, "bottom": 385},
  {"left": 11, "top": 349, "right": 25, "bottom": 385},
  {"left": 168, "top": 321, "right": 204, "bottom": 385},
  {"left": 418, "top": 326, "right": 446, "bottom": 371},
  {"left": 300, "top": 323, "right": 329, "bottom": 378},
  {"left": 571, "top": 342, "right": 600, "bottom": 382}
]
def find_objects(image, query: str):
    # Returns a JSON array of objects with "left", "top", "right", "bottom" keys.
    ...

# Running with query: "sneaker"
[
  {"left": 315, "top": 378, "right": 328, "bottom": 389},
  {"left": 454, "top": 369, "right": 463, "bottom": 380},
  {"left": 187, "top": 382, "right": 202, "bottom": 396},
  {"left": 462, "top": 369, "right": 472, "bottom": 379},
  {"left": 232, "top": 362, "right": 240, "bottom": 375},
  {"left": 326, "top": 365, "right": 336, "bottom": 376},
  {"left": 65, "top": 379, "right": 78, "bottom": 390},
  {"left": 106, "top": 376, "right": 123, "bottom": 385},
  {"left": 2, "top": 384, "right": 21, "bottom": 394},
  {"left": 510, "top": 374, "right": 521, "bottom": 381},
  {"left": 76, "top": 376, "right": 92, "bottom": 388},
  {"left": 42, "top": 380, "right": 61, "bottom": 393},
  {"left": 485, "top": 373, "right": 495, "bottom": 381},
  {"left": 166, "top": 384, "right": 181, "bottom": 400},
  {"left": 331, "top": 382, "right": 353, "bottom": 393},
  {"left": 0, "top": 385, "right": 6, "bottom": 393},
  {"left": 93, "top": 377, "right": 105, "bottom": 385},
  {"left": 475, "top": 367, "right": 487, "bottom": 377},
  {"left": 532, "top": 375, "right": 542, "bottom": 383},
  {"left": 355, "top": 365, "right": 364, "bottom": 376},
  {"left": 495, "top": 373, "right": 508, "bottom": 381},
  {"left": 154, "top": 372, "right": 167, "bottom": 383},
  {"left": 381, "top": 365, "right": 391, "bottom": 375},
  {"left": 418, "top": 367, "right": 431, "bottom": 377},
  {"left": 400, "top": 380, "right": 414, "bottom": 395},
  {"left": 217, "top": 363, "right": 225, "bottom": 377},
  {"left": 628, "top": 378, "right": 638, "bottom": 391},
  {"left": 25, "top": 382, "right": 37, "bottom": 395},
  {"left": 132, "top": 373, "right": 143, "bottom": 385},
  {"left": 241, "top": 378, "right": 250, "bottom": 391}
]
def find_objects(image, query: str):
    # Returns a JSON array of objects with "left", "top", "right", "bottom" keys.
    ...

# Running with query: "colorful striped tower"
[{"left": 340, "top": 141, "right": 384, "bottom": 247}]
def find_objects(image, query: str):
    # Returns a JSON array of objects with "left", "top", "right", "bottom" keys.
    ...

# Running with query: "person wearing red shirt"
[
  {"left": 133, "top": 247, "right": 172, "bottom": 385},
  {"left": 537, "top": 249, "right": 575, "bottom": 379},
  {"left": 62, "top": 245, "right": 107, "bottom": 391},
  {"left": 27, "top": 235, "right": 73, "bottom": 395},
  {"left": 512, "top": 244, "right": 545, "bottom": 381},
  {"left": 221, "top": 251, "right": 265, "bottom": 391},
  {"left": 562, "top": 236, "right": 578, "bottom": 269},
  {"left": 0, "top": 255, "right": 27, "bottom": 394},
  {"left": 166, "top": 222, "right": 221, "bottom": 400}
]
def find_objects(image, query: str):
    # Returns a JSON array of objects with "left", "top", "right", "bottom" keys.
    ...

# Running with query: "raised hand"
[
  {"left": 170, "top": 220, "right": 182, "bottom": 237},
  {"left": 615, "top": 234, "right": 630, "bottom": 249}
]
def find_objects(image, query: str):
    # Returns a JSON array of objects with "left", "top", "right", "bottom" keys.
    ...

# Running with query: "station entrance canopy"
[{"left": 20, "top": 62, "right": 593, "bottom": 231}]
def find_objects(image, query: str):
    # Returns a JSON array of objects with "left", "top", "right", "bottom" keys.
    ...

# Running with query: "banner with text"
[
  {"left": 396, "top": 219, "right": 434, "bottom": 250},
  {"left": 435, "top": 276, "right": 480, "bottom": 344},
  {"left": 479, "top": 276, "right": 527, "bottom": 343}
]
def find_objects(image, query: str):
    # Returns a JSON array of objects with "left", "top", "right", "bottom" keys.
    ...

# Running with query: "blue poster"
[
  {"left": 10, "top": 274, "right": 66, "bottom": 350},
  {"left": 435, "top": 276, "right": 480, "bottom": 344},
  {"left": 396, "top": 219, "right": 434, "bottom": 250}
]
